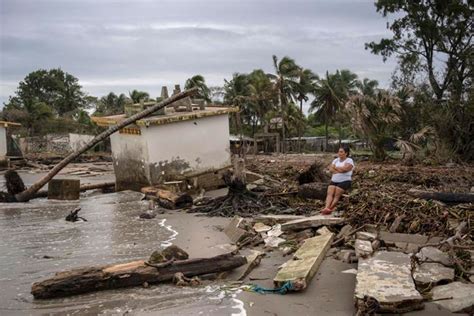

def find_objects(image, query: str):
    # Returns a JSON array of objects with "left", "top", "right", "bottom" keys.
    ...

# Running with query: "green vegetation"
[{"left": 1, "top": 1, "right": 471, "bottom": 162}]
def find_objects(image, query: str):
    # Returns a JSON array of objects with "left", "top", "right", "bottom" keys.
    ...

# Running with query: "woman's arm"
[
  {"left": 335, "top": 163, "right": 353, "bottom": 173},
  {"left": 329, "top": 163, "right": 338, "bottom": 174}
]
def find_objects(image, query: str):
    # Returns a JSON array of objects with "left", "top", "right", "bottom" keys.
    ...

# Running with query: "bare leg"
[
  {"left": 329, "top": 187, "right": 345, "bottom": 210},
  {"left": 325, "top": 185, "right": 336, "bottom": 209}
]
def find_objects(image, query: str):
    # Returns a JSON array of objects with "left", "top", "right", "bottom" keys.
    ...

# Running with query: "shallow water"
[{"left": 0, "top": 191, "right": 244, "bottom": 315}]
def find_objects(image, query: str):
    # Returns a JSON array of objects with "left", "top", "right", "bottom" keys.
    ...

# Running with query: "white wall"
[
  {"left": 142, "top": 114, "right": 231, "bottom": 176},
  {"left": 69, "top": 133, "right": 95, "bottom": 151},
  {"left": 0, "top": 126, "right": 7, "bottom": 158}
]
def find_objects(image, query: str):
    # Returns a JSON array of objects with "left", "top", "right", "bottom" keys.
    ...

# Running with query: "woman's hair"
[{"left": 339, "top": 145, "right": 350, "bottom": 156}]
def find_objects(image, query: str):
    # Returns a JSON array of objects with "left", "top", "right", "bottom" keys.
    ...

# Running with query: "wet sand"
[{"left": 0, "top": 164, "right": 460, "bottom": 315}]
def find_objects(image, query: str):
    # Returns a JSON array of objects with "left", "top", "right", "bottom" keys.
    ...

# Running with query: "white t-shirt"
[{"left": 331, "top": 157, "right": 354, "bottom": 183}]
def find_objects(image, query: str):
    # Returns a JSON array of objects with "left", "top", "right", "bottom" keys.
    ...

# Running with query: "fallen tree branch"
[{"left": 407, "top": 189, "right": 474, "bottom": 204}]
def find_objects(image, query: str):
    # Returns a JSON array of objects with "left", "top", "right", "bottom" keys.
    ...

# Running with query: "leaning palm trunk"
[{"left": 15, "top": 88, "right": 198, "bottom": 202}]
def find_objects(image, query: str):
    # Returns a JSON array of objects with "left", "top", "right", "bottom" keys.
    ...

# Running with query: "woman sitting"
[{"left": 321, "top": 146, "right": 354, "bottom": 215}]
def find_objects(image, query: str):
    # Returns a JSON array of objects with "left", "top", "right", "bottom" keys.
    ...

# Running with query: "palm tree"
[
  {"left": 185, "top": 75, "right": 211, "bottom": 103},
  {"left": 295, "top": 68, "right": 318, "bottom": 151},
  {"left": 97, "top": 92, "right": 127, "bottom": 115},
  {"left": 269, "top": 55, "right": 301, "bottom": 152},
  {"left": 310, "top": 72, "right": 343, "bottom": 149},
  {"left": 346, "top": 90, "right": 402, "bottom": 161},
  {"left": 247, "top": 69, "right": 277, "bottom": 133},
  {"left": 129, "top": 90, "right": 149, "bottom": 103},
  {"left": 357, "top": 78, "right": 379, "bottom": 97},
  {"left": 224, "top": 73, "right": 252, "bottom": 133}
]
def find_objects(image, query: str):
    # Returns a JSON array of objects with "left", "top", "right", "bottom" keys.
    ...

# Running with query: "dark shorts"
[{"left": 330, "top": 181, "right": 352, "bottom": 191}]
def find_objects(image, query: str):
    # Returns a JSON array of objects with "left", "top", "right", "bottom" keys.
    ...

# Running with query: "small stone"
[
  {"left": 253, "top": 222, "right": 271, "bottom": 233},
  {"left": 316, "top": 226, "right": 332, "bottom": 236},
  {"left": 371, "top": 240, "right": 381, "bottom": 251},
  {"left": 356, "top": 231, "right": 377, "bottom": 241},
  {"left": 142, "top": 282, "right": 149, "bottom": 288},
  {"left": 139, "top": 212, "right": 156, "bottom": 219},
  {"left": 354, "top": 239, "right": 373, "bottom": 258}
]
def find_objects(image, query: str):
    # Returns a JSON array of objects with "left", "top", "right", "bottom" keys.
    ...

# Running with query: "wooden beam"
[{"left": 31, "top": 252, "right": 246, "bottom": 299}]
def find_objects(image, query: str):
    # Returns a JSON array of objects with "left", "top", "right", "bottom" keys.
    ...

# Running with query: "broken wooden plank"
[
  {"left": 274, "top": 232, "right": 334, "bottom": 291},
  {"left": 253, "top": 214, "right": 305, "bottom": 225},
  {"left": 355, "top": 251, "right": 424, "bottom": 313},
  {"left": 281, "top": 215, "right": 344, "bottom": 232},
  {"left": 408, "top": 189, "right": 474, "bottom": 204},
  {"left": 31, "top": 252, "right": 246, "bottom": 299},
  {"left": 431, "top": 282, "right": 474, "bottom": 313},
  {"left": 224, "top": 216, "right": 251, "bottom": 243},
  {"left": 237, "top": 250, "right": 265, "bottom": 281}
]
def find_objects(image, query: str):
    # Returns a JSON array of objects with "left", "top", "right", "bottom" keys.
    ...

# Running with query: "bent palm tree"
[{"left": 185, "top": 75, "right": 211, "bottom": 103}]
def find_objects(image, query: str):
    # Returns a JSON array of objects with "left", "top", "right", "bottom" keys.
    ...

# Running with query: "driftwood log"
[
  {"left": 407, "top": 189, "right": 474, "bottom": 204},
  {"left": 31, "top": 252, "right": 246, "bottom": 299},
  {"left": 14, "top": 87, "right": 198, "bottom": 202},
  {"left": 297, "top": 182, "right": 328, "bottom": 200},
  {"left": 141, "top": 187, "right": 193, "bottom": 209}
]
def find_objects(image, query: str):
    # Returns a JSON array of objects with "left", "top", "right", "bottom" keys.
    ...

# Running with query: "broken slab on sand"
[
  {"left": 274, "top": 232, "right": 334, "bottom": 291},
  {"left": 431, "top": 282, "right": 474, "bottom": 313},
  {"left": 281, "top": 215, "right": 344, "bottom": 231},
  {"left": 355, "top": 251, "right": 424, "bottom": 313},
  {"left": 379, "top": 231, "right": 443, "bottom": 252}
]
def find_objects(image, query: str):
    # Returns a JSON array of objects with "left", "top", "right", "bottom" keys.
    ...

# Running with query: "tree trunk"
[
  {"left": 31, "top": 252, "right": 246, "bottom": 299},
  {"left": 407, "top": 189, "right": 474, "bottom": 204},
  {"left": 15, "top": 88, "right": 198, "bottom": 202},
  {"left": 325, "top": 121, "right": 329, "bottom": 152},
  {"left": 297, "top": 182, "right": 328, "bottom": 200},
  {"left": 298, "top": 99, "right": 303, "bottom": 153}
]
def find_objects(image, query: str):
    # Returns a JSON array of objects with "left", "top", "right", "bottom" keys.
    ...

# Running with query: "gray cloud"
[{"left": 0, "top": 0, "right": 396, "bottom": 108}]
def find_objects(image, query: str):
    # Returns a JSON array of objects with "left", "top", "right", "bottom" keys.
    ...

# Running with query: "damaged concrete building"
[{"left": 93, "top": 85, "right": 237, "bottom": 191}]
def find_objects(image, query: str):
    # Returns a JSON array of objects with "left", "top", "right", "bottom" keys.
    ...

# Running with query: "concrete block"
[
  {"left": 355, "top": 251, "right": 423, "bottom": 313},
  {"left": 354, "top": 239, "right": 373, "bottom": 258},
  {"left": 281, "top": 215, "right": 344, "bottom": 231},
  {"left": 432, "top": 282, "right": 474, "bottom": 313},
  {"left": 413, "top": 263, "right": 454, "bottom": 286},
  {"left": 274, "top": 232, "right": 334, "bottom": 291},
  {"left": 48, "top": 179, "right": 80, "bottom": 200}
]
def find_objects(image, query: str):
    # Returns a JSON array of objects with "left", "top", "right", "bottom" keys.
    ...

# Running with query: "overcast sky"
[{"left": 0, "top": 0, "right": 396, "bottom": 111}]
